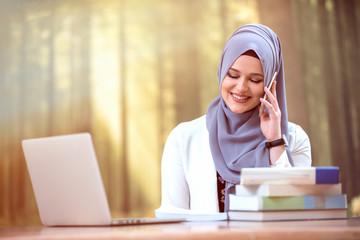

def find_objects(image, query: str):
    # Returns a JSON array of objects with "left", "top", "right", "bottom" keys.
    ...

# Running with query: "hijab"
[{"left": 206, "top": 24, "right": 294, "bottom": 211}]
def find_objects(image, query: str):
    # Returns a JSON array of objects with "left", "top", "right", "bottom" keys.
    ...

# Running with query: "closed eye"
[
  {"left": 250, "top": 79, "right": 263, "bottom": 84},
  {"left": 227, "top": 72, "right": 239, "bottom": 79}
]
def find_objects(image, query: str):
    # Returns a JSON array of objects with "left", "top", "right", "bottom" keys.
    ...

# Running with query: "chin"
[
  {"left": 229, "top": 107, "right": 247, "bottom": 114},
  {"left": 229, "top": 105, "right": 257, "bottom": 114}
]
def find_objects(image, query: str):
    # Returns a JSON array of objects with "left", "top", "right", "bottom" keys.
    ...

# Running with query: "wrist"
[
  {"left": 265, "top": 131, "right": 282, "bottom": 142},
  {"left": 265, "top": 135, "right": 288, "bottom": 149},
  {"left": 266, "top": 135, "right": 282, "bottom": 142},
  {"left": 269, "top": 145, "right": 286, "bottom": 166}
]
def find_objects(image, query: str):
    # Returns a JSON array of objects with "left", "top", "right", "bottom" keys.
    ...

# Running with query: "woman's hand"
[
  {"left": 259, "top": 81, "right": 282, "bottom": 141},
  {"left": 259, "top": 81, "right": 286, "bottom": 165}
]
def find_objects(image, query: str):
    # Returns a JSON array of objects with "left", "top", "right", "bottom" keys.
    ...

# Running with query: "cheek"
[
  {"left": 220, "top": 78, "right": 231, "bottom": 96},
  {"left": 253, "top": 84, "right": 264, "bottom": 98}
]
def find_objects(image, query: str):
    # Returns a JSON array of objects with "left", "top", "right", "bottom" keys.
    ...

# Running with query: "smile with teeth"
[{"left": 231, "top": 93, "right": 250, "bottom": 100}]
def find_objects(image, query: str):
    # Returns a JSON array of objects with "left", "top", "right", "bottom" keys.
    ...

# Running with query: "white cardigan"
[{"left": 156, "top": 115, "right": 312, "bottom": 214}]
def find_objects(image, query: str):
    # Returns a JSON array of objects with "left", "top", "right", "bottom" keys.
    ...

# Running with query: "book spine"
[
  {"left": 316, "top": 167, "right": 339, "bottom": 184},
  {"left": 235, "top": 183, "right": 342, "bottom": 197},
  {"left": 229, "top": 194, "right": 347, "bottom": 211},
  {"left": 228, "top": 209, "right": 348, "bottom": 221},
  {"left": 240, "top": 167, "right": 339, "bottom": 185}
]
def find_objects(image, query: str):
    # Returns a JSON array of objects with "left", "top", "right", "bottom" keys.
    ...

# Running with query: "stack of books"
[{"left": 228, "top": 167, "right": 348, "bottom": 221}]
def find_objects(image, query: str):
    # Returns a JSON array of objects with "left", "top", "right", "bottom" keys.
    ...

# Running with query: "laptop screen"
[{"left": 22, "top": 133, "right": 112, "bottom": 226}]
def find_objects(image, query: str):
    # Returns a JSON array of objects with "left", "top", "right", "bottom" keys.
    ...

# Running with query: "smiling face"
[{"left": 220, "top": 51, "right": 264, "bottom": 114}]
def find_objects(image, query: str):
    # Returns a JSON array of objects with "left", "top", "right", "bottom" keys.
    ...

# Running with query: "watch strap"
[{"left": 265, "top": 135, "right": 288, "bottom": 149}]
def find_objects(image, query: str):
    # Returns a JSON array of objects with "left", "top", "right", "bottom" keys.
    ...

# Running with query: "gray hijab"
[{"left": 206, "top": 24, "right": 294, "bottom": 211}]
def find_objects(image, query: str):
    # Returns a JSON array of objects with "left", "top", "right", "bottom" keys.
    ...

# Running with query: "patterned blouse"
[{"left": 216, "top": 172, "right": 226, "bottom": 212}]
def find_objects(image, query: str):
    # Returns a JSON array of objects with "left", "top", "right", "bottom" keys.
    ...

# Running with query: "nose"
[{"left": 236, "top": 77, "right": 248, "bottom": 92}]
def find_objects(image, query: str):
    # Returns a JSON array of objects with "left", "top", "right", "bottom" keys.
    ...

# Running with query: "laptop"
[{"left": 22, "top": 133, "right": 184, "bottom": 226}]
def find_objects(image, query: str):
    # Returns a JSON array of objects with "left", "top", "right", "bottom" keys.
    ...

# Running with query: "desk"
[{"left": 1, "top": 218, "right": 360, "bottom": 240}]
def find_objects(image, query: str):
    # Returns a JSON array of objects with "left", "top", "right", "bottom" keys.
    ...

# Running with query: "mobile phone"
[{"left": 259, "top": 72, "right": 277, "bottom": 116}]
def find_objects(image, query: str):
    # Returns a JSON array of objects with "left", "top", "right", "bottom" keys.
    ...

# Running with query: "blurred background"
[{"left": 0, "top": 0, "right": 359, "bottom": 226}]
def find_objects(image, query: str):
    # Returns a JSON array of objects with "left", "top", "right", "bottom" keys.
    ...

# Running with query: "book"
[
  {"left": 235, "top": 183, "right": 342, "bottom": 197},
  {"left": 228, "top": 209, "right": 347, "bottom": 221},
  {"left": 229, "top": 194, "right": 347, "bottom": 211},
  {"left": 155, "top": 207, "right": 228, "bottom": 221},
  {"left": 240, "top": 167, "right": 339, "bottom": 185}
]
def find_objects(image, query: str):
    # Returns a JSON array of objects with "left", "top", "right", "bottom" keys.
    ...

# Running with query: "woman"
[{"left": 156, "top": 24, "right": 311, "bottom": 214}]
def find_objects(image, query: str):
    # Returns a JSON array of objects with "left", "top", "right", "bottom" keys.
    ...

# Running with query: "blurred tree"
[
  {"left": 172, "top": 0, "right": 201, "bottom": 123},
  {"left": 291, "top": 0, "right": 360, "bottom": 202}
]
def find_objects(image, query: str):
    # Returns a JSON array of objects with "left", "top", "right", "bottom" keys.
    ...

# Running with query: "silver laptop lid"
[{"left": 22, "top": 133, "right": 112, "bottom": 226}]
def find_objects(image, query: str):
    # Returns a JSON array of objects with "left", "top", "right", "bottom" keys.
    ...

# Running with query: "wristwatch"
[{"left": 265, "top": 135, "right": 288, "bottom": 149}]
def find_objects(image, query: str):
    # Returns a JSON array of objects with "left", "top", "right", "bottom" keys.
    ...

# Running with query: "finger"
[
  {"left": 258, "top": 103, "right": 268, "bottom": 119},
  {"left": 260, "top": 97, "right": 281, "bottom": 118},
  {"left": 264, "top": 84, "right": 279, "bottom": 111},
  {"left": 264, "top": 87, "right": 276, "bottom": 108}
]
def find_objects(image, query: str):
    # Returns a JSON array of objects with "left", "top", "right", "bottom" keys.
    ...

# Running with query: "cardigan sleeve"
[
  {"left": 157, "top": 124, "right": 190, "bottom": 211},
  {"left": 272, "top": 122, "right": 312, "bottom": 167}
]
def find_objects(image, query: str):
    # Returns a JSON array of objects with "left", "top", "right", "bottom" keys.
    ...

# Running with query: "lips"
[{"left": 231, "top": 93, "right": 250, "bottom": 103}]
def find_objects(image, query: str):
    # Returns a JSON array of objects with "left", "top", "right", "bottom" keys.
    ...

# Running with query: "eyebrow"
[{"left": 228, "top": 68, "right": 264, "bottom": 77}]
